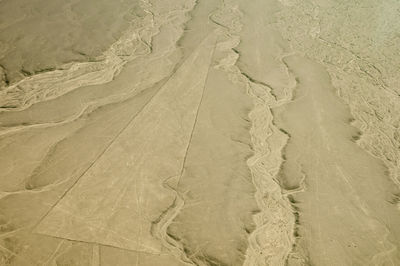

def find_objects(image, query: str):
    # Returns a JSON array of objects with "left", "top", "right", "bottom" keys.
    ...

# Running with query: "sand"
[{"left": 0, "top": 0, "right": 400, "bottom": 265}]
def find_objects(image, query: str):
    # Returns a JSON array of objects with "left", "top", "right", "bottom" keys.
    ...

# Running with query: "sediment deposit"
[{"left": 1, "top": 0, "right": 399, "bottom": 265}]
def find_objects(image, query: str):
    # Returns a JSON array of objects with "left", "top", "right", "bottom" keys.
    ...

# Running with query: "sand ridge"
[{"left": 0, "top": 0, "right": 400, "bottom": 265}]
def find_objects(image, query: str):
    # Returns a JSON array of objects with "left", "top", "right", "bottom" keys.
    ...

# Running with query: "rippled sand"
[{"left": 1, "top": 0, "right": 400, "bottom": 265}]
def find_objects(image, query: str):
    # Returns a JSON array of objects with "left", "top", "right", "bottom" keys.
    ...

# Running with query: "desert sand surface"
[{"left": 0, "top": 0, "right": 400, "bottom": 265}]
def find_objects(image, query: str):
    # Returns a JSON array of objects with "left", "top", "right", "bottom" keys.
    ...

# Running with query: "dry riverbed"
[{"left": 0, "top": 0, "right": 400, "bottom": 265}]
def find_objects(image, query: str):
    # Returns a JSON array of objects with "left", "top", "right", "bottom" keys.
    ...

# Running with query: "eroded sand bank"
[{"left": 1, "top": 0, "right": 400, "bottom": 265}]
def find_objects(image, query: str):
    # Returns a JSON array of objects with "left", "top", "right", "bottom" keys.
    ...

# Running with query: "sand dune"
[{"left": 0, "top": 0, "right": 399, "bottom": 265}]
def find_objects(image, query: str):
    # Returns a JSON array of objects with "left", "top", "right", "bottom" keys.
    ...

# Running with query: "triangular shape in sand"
[{"left": 34, "top": 33, "right": 216, "bottom": 254}]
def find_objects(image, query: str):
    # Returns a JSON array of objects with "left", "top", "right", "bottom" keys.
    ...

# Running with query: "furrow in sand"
[
  {"left": 216, "top": 3, "right": 295, "bottom": 266},
  {"left": 150, "top": 32, "right": 217, "bottom": 266},
  {"left": 1, "top": 0, "right": 202, "bottom": 197},
  {"left": 0, "top": 1, "right": 203, "bottom": 264},
  {"left": 0, "top": 30, "right": 198, "bottom": 195},
  {"left": 2, "top": 0, "right": 399, "bottom": 265},
  {"left": 0, "top": 0, "right": 198, "bottom": 133},
  {"left": 189, "top": 1, "right": 295, "bottom": 264},
  {"left": 161, "top": 6, "right": 256, "bottom": 264},
  {"left": 0, "top": 0, "right": 201, "bottom": 198},
  {"left": 0, "top": 0, "right": 196, "bottom": 112},
  {"left": 34, "top": 31, "right": 217, "bottom": 254}
]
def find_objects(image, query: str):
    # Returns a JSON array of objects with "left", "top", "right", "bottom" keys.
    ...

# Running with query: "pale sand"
[
  {"left": 1, "top": 0, "right": 400, "bottom": 265},
  {"left": 0, "top": 0, "right": 144, "bottom": 84}
]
